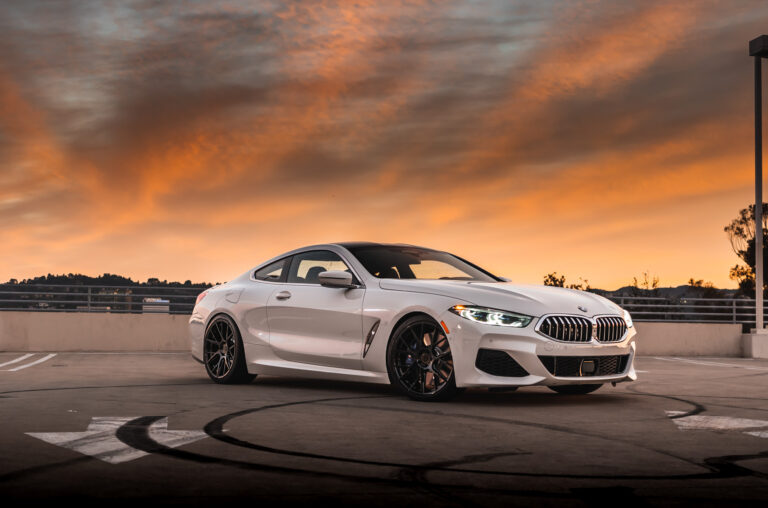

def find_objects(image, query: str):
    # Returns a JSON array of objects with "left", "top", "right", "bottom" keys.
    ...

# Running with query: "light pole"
[{"left": 750, "top": 35, "right": 768, "bottom": 332}]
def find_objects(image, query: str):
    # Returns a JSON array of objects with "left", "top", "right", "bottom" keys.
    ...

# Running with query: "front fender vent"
[{"left": 538, "top": 315, "right": 592, "bottom": 342}]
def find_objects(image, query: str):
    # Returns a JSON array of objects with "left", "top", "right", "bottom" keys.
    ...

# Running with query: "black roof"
[
  {"left": 334, "top": 241, "right": 430, "bottom": 250},
  {"left": 333, "top": 241, "right": 383, "bottom": 249}
]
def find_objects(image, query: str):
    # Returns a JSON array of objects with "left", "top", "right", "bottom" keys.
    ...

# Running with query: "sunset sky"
[{"left": 2, "top": 0, "right": 768, "bottom": 288}]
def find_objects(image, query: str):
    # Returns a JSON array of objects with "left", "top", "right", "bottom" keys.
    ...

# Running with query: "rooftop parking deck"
[{"left": 0, "top": 352, "right": 767, "bottom": 506}]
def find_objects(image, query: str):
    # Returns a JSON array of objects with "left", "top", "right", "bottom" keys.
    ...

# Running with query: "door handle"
[{"left": 275, "top": 291, "right": 292, "bottom": 300}]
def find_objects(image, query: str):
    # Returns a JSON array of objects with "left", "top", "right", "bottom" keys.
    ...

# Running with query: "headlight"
[
  {"left": 623, "top": 309, "right": 633, "bottom": 328},
  {"left": 449, "top": 305, "right": 532, "bottom": 328}
]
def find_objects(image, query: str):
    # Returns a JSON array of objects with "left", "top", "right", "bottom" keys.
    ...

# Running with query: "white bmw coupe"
[{"left": 190, "top": 243, "right": 637, "bottom": 401}]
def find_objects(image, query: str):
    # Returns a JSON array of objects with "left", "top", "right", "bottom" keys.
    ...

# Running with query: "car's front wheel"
[
  {"left": 548, "top": 384, "right": 602, "bottom": 395},
  {"left": 386, "top": 315, "right": 458, "bottom": 402},
  {"left": 203, "top": 314, "right": 255, "bottom": 384}
]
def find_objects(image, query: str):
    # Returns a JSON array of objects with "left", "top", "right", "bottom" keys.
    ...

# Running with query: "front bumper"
[{"left": 439, "top": 311, "right": 637, "bottom": 388}]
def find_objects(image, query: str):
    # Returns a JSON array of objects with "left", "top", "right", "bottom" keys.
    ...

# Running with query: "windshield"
[{"left": 346, "top": 246, "right": 500, "bottom": 282}]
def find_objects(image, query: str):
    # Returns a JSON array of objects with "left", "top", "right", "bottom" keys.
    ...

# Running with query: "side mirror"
[{"left": 318, "top": 270, "right": 355, "bottom": 288}]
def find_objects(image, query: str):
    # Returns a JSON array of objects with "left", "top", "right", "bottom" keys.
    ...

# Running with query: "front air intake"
[
  {"left": 538, "top": 354, "right": 630, "bottom": 377},
  {"left": 475, "top": 349, "right": 529, "bottom": 377},
  {"left": 537, "top": 315, "right": 592, "bottom": 342}
]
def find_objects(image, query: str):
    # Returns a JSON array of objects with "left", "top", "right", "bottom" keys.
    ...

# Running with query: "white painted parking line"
[
  {"left": 654, "top": 357, "right": 768, "bottom": 371},
  {"left": 6, "top": 353, "right": 57, "bottom": 372},
  {"left": 0, "top": 353, "right": 34, "bottom": 368}
]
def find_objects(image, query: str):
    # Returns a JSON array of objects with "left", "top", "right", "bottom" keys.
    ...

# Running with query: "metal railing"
[
  {"left": 0, "top": 284, "right": 206, "bottom": 314},
  {"left": 0, "top": 285, "right": 762, "bottom": 324},
  {"left": 609, "top": 296, "right": 764, "bottom": 324}
]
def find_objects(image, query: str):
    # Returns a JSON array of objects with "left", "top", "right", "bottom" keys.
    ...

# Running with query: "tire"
[
  {"left": 386, "top": 315, "right": 459, "bottom": 402},
  {"left": 203, "top": 314, "right": 256, "bottom": 384},
  {"left": 548, "top": 384, "right": 602, "bottom": 395}
]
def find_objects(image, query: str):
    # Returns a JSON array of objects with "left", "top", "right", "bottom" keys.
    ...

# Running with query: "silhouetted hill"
[{"left": 593, "top": 285, "right": 739, "bottom": 299}]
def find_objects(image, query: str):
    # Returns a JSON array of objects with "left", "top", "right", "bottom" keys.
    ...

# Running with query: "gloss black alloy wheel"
[
  {"left": 203, "top": 314, "right": 255, "bottom": 384},
  {"left": 387, "top": 315, "right": 458, "bottom": 402}
]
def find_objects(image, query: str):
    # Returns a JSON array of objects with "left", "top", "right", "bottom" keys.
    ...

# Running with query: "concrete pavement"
[{"left": 0, "top": 352, "right": 767, "bottom": 506}]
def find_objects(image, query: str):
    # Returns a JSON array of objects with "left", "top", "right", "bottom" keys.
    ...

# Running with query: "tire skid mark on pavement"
[
  {"left": 3, "top": 389, "right": 768, "bottom": 497},
  {"left": 317, "top": 398, "right": 716, "bottom": 480},
  {"left": 0, "top": 382, "right": 209, "bottom": 396},
  {"left": 156, "top": 392, "right": 742, "bottom": 482},
  {"left": 624, "top": 384, "right": 706, "bottom": 419},
  {"left": 115, "top": 413, "right": 577, "bottom": 501}
]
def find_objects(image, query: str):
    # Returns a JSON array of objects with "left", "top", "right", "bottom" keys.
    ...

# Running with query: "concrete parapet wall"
[
  {"left": 633, "top": 321, "right": 743, "bottom": 357},
  {"left": 0, "top": 312, "right": 748, "bottom": 356},
  {"left": 0, "top": 311, "right": 189, "bottom": 351}
]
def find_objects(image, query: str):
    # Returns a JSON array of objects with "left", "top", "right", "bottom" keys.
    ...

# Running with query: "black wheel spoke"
[
  {"left": 390, "top": 319, "right": 454, "bottom": 396},
  {"left": 205, "top": 319, "right": 238, "bottom": 379}
]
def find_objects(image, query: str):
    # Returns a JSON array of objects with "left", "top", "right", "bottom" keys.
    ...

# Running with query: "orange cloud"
[{"left": 0, "top": 0, "right": 765, "bottom": 290}]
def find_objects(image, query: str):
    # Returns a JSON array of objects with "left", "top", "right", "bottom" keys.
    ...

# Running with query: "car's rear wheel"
[
  {"left": 203, "top": 314, "right": 255, "bottom": 384},
  {"left": 387, "top": 315, "right": 458, "bottom": 402},
  {"left": 548, "top": 384, "right": 602, "bottom": 395}
]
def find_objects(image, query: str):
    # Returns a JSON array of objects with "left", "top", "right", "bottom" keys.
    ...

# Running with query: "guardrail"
[
  {"left": 0, "top": 285, "right": 763, "bottom": 324},
  {"left": 0, "top": 284, "right": 206, "bottom": 315},
  {"left": 608, "top": 296, "right": 764, "bottom": 324}
]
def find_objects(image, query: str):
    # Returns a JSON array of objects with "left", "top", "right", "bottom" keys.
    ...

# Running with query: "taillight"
[{"left": 196, "top": 290, "right": 209, "bottom": 306}]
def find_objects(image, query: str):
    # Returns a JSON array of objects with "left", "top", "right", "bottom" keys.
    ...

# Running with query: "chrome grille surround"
[{"left": 535, "top": 314, "right": 629, "bottom": 344}]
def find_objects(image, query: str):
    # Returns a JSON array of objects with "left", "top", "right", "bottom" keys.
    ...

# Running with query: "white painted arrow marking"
[
  {"left": 26, "top": 416, "right": 207, "bottom": 464},
  {"left": 666, "top": 411, "right": 768, "bottom": 439},
  {"left": 666, "top": 413, "right": 768, "bottom": 431}
]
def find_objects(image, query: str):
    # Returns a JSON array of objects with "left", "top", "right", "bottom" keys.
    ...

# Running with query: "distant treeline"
[
  {"left": 3, "top": 273, "right": 217, "bottom": 288},
  {"left": 0, "top": 273, "right": 215, "bottom": 313}
]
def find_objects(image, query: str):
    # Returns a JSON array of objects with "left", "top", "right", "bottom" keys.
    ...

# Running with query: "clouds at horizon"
[{"left": 1, "top": 0, "right": 767, "bottom": 288}]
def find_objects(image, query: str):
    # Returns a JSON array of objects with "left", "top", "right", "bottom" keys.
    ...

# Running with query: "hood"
[{"left": 378, "top": 279, "right": 622, "bottom": 318}]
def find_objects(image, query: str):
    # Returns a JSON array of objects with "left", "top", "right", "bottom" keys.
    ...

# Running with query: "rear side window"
[{"left": 254, "top": 258, "right": 289, "bottom": 282}]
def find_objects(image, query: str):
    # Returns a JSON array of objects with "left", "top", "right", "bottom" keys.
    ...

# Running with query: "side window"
[
  {"left": 287, "top": 250, "right": 357, "bottom": 285},
  {"left": 254, "top": 258, "right": 289, "bottom": 282}
]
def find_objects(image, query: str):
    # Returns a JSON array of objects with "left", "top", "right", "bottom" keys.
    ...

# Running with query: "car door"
[
  {"left": 240, "top": 256, "right": 292, "bottom": 348},
  {"left": 266, "top": 249, "right": 365, "bottom": 370}
]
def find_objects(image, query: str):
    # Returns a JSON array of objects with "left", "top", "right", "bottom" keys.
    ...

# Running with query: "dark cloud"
[{"left": 2, "top": 0, "right": 768, "bottom": 287}]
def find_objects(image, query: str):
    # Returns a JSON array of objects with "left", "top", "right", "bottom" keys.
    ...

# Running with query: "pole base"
[{"left": 743, "top": 333, "right": 768, "bottom": 358}]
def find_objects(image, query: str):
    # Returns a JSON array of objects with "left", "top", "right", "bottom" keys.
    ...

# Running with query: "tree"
[
  {"left": 729, "top": 264, "right": 754, "bottom": 294},
  {"left": 724, "top": 203, "right": 768, "bottom": 293},
  {"left": 567, "top": 277, "right": 591, "bottom": 291},
  {"left": 543, "top": 272, "right": 565, "bottom": 287},
  {"left": 632, "top": 271, "right": 659, "bottom": 290},
  {"left": 543, "top": 272, "right": 591, "bottom": 291}
]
